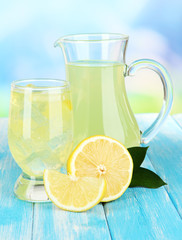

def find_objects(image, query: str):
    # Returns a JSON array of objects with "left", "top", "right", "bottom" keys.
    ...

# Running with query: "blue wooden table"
[{"left": 0, "top": 114, "right": 182, "bottom": 240}]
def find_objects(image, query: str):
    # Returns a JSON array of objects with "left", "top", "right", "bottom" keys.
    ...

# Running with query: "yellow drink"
[
  {"left": 66, "top": 61, "right": 140, "bottom": 148},
  {"left": 8, "top": 85, "right": 72, "bottom": 177}
]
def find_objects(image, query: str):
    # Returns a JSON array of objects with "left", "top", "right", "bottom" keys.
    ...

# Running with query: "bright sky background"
[{"left": 0, "top": 0, "right": 181, "bottom": 115}]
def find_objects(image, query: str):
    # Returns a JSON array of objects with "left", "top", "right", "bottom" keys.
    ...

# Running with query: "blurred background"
[{"left": 0, "top": 0, "right": 181, "bottom": 117}]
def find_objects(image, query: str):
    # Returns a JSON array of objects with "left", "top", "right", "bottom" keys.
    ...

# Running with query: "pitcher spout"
[{"left": 54, "top": 37, "right": 63, "bottom": 48}]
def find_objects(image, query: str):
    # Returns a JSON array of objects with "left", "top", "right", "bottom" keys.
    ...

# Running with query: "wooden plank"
[
  {"left": 173, "top": 114, "right": 182, "bottom": 127},
  {"left": 104, "top": 155, "right": 182, "bottom": 240},
  {"left": 136, "top": 114, "right": 182, "bottom": 217},
  {"left": 32, "top": 202, "right": 111, "bottom": 240},
  {"left": 0, "top": 119, "right": 33, "bottom": 240}
]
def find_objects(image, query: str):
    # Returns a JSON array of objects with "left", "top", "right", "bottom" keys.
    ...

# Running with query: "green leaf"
[
  {"left": 129, "top": 167, "right": 167, "bottom": 188},
  {"left": 128, "top": 146, "right": 149, "bottom": 170}
]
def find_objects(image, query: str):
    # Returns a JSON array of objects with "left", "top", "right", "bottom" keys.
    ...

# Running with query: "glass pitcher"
[{"left": 55, "top": 33, "right": 173, "bottom": 148}]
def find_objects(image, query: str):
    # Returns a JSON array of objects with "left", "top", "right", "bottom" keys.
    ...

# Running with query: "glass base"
[{"left": 14, "top": 173, "right": 50, "bottom": 202}]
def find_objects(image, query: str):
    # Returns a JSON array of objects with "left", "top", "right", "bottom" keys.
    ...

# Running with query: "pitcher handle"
[{"left": 126, "top": 59, "right": 173, "bottom": 145}]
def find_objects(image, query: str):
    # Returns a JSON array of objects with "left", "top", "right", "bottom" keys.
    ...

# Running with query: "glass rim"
[
  {"left": 11, "top": 78, "right": 70, "bottom": 91},
  {"left": 55, "top": 33, "right": 129, "bottom": 44}
]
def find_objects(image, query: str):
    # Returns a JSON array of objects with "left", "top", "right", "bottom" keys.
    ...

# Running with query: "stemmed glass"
[{"left": 8, "top": 79, "right": 73, "bottom": 202}]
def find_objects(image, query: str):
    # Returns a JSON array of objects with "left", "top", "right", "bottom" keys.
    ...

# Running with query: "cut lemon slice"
[
  {"left": 44, "top": 170, "right": 106, "bottom": 212},
  {"left": 67, "top": 136, "right": 133, "bottom": 202}
]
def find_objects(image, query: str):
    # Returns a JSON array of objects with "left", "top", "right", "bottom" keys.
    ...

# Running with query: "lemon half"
[{"left": 67, "top": 136, "right": 133, "bottom": 202}]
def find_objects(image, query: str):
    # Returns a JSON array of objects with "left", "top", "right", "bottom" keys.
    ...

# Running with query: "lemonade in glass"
[{"left": 8, "top": 79, "right": 73, "bottom": 201}]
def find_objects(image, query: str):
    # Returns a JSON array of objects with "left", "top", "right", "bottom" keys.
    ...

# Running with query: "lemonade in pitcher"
[
  {"left": 56, "top": 33, "right": 172, "bottom": 148},
  {"left": 8, "top": 79, "right": 73, "bottom": 195},
  {"left": 66, "top": 61, "right": 141, "bottom": 148}
]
